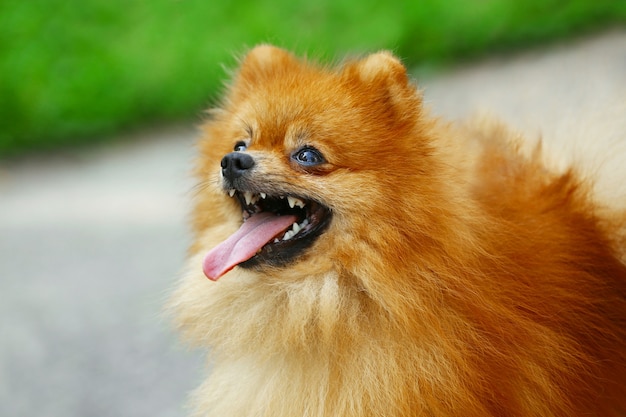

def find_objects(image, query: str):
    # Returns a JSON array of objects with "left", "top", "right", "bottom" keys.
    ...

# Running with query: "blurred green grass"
[{"left": 1, "top": 0, "right": 625, "bottom": 156}]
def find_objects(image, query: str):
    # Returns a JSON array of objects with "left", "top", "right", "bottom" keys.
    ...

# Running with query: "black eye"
[
  {"left": 234, "top": 141, "right": 247, "bottom": 152},
  {"left": 293, "top": 146, "right": 325, "bottom": 167}
]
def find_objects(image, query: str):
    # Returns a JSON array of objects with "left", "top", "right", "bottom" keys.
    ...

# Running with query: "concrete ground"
[{"left": 1, "top": 30, "right": 625, "bottom": 417}]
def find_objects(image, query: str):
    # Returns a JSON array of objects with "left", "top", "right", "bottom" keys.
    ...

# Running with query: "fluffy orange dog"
[{"left": 171, "top": 45, "right": 626, "bottom": 417}]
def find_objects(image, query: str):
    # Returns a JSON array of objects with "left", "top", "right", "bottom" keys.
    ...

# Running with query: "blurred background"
[
  {"left": 1, "top": 1, "right": 625, "bottom": 416},
  {"left": 2, "top": 0, "right": 625, "bottom": 156}
]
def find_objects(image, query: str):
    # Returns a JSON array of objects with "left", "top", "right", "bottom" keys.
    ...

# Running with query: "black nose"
[{"left": 221, "top": 152, "right": 255, "bottom": 180}]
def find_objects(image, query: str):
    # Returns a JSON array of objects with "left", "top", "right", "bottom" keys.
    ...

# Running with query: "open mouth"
[
  {"left": 202, "top": 188, "right": 332, "bottom": 280},
  {"left": 234, "top": 190, "right": 332, "bottom": 264}
]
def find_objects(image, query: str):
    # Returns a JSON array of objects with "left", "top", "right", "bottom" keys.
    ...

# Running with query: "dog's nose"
[{"left": 221, "top": 152, "right": 255, "bottom": 180}]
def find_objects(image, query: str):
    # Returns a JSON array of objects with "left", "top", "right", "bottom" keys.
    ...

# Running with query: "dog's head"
[{"left": 194, "top": 45, "right": 441, "bottom": 281}]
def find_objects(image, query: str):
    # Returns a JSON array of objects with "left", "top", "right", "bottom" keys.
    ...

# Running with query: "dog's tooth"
[
  {"left": 283, "top": 230, "right": 294, "bottom": 241},
  {"left": 250, "top": 194, "right": 259, "bottom": 205},
  {"left": 273, "top": 238, "right": 279, "bottom": 243},
  {"left": 260, "top": 193, "right": 267, "bottom": 199},
  {"left": 287, "top": 196, "right": 305, "bottom": 209},
  {"left": 244, "top": 192, "right": 253, "bottom": 205},
  {"left": 292, "top": 222, "right": 301, "bottom": 234},
  {"left": 300, "top": 218, "right": 309, "bottom": 228},
  {"left": 228, "top": 189, "right": 236, "bottom": 197}
]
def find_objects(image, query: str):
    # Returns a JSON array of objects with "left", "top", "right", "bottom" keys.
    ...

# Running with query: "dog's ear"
[
  {"left": 349, "top": 51, "right": 409, "bottom": 86},
  {"left": 342, "top": 51, "right": 417, "bottom": 101},
  {"left": 236, "top": 44, "right": 299, "bottom": 85},
  {"left": 341, "top": 51, "right": 421, "bottom": 124}
]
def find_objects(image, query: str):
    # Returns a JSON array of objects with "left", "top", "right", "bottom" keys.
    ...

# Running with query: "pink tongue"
[{"left": 203, "top": 212, "right": 297, "bottom": 280}]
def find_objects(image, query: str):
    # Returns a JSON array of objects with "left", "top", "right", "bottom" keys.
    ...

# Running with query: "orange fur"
[{"left": 170, "top": 45, "right": 626, "bottom": 417}]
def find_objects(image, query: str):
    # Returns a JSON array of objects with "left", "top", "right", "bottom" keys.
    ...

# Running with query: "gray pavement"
[{"left": 1, "top": 30, "right": 625, "bottom": 417}]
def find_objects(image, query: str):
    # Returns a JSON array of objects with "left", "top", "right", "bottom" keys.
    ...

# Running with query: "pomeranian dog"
[{"left": 171, "top": 45, "right": 626, "bottom": 417}]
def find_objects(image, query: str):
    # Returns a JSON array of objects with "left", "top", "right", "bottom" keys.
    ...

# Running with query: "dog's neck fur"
[{"left": 173, "top": 245, "right": 492, "bottom": 417}]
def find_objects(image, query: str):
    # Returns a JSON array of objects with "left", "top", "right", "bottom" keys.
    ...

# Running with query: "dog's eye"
[
  {"left": 292, "top": 147, "right": 325, "bottom": 167},
  {"left": 234, "top": 141, "right": 247, "bottom": 152}
]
